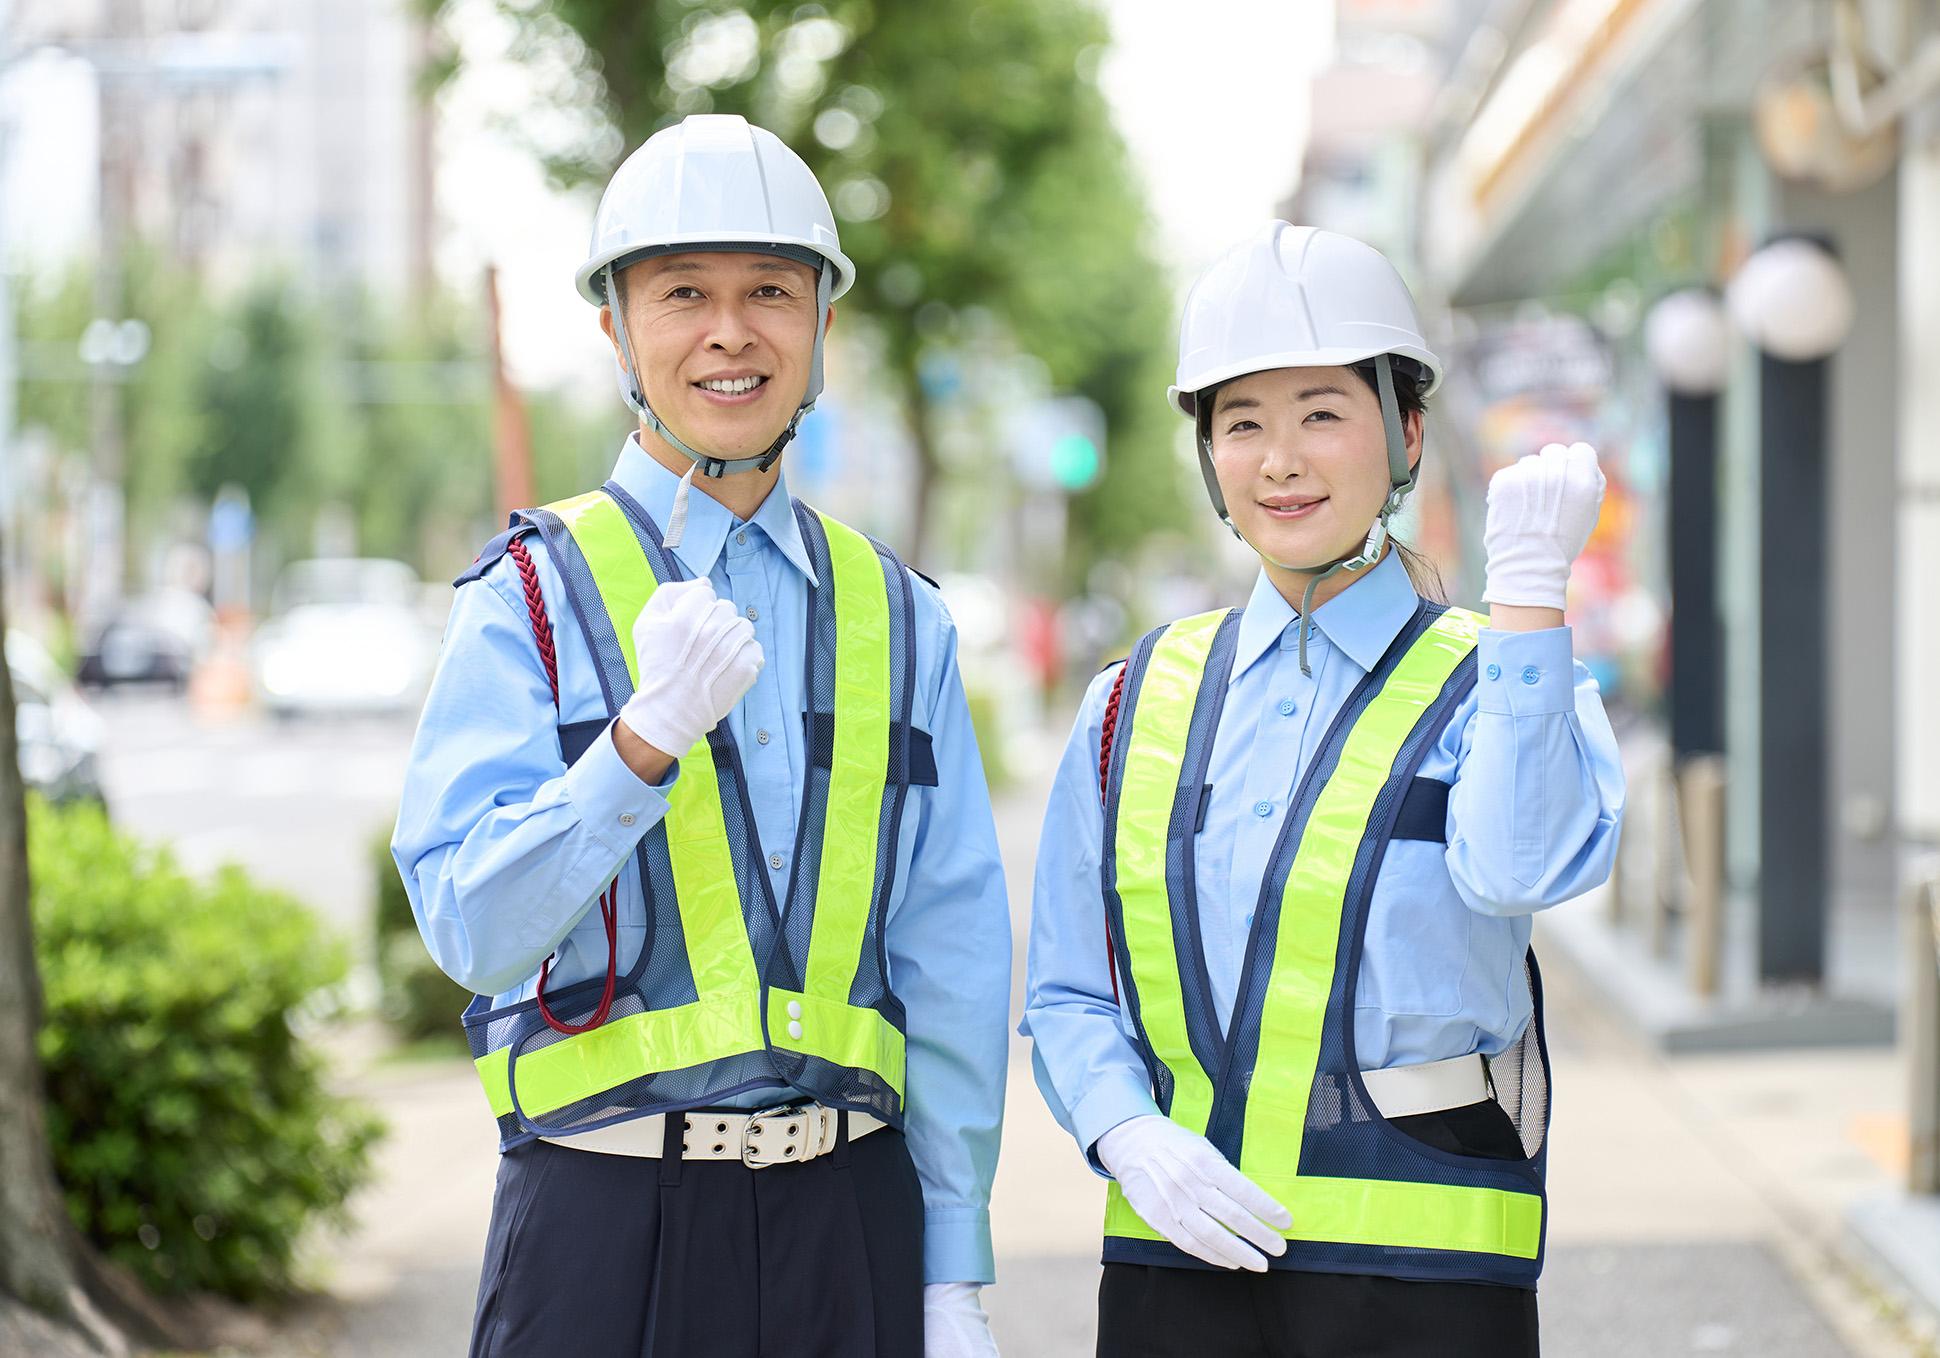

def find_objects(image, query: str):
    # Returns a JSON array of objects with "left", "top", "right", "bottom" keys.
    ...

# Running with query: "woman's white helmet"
[
  {"left": 1170, "top": 222, "right": 1441, "bottom": 419},
  {"left": 578, "top": 114, "right": 853, "bottom": 487}
]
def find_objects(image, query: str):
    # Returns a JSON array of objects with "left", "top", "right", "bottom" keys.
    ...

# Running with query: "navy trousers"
[
  {"left": 467, "top": 1112, "right": 924, "bottom": 1358},
  {"left": 1096, "top": 1100, "right": 1541, "bottom": 1357}
]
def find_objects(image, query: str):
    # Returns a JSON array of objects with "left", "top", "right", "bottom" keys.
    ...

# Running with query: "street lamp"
[{"left": 1729, "top": 234, "right": 1853, "bottom": 986}]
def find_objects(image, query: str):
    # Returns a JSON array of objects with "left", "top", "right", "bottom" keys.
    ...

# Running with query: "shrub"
[
  {"left": 370, "top": 828, "right": 474, "bottom": 1043},
  {"left": 30, "top": 797, "right": 383, "bottom": 1298}
]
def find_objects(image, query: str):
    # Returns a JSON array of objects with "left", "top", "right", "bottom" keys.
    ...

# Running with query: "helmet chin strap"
[
  {"left": 605, "top": 260, "right": 834, "bottom": 551},
  {"left": 1197, "top": 353, "right": 1418, "bottom": 677}
]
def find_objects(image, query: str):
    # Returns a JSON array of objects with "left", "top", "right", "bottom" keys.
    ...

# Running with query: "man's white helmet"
[
  {"left": 576, "top": 114, "right": 855, "bottom": 305},
  {"left": 1169, "top": 222, "right": 1441, "bottom": 418},
  {"left": 577, "top": 115, "right": 852, "bottom": 500}
]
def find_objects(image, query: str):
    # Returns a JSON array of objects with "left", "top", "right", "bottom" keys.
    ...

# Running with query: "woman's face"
[{"left": 1206, "top": 365, "right": 1422, "bottom": 570}]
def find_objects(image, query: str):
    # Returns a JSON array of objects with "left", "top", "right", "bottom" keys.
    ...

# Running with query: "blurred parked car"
[
  {"left": 76, "top": 588, "right": 217, "bottom": 690},
  {"left": 9, "top": 632, "right": 107, "bottom": 808},
  {"left": 252, "top": 557, "right": 439, "bottom": 718}
]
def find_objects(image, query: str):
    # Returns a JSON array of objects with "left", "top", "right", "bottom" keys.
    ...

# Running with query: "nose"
[
  {"left": 1257, "top": 434, "right": 1307, "bottom": 481},
  {"left": 704, "top": 298, "right": 758, "bottom": 355}
]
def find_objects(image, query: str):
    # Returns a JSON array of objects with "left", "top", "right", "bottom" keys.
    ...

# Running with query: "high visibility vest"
[
  {"left": 458, "top": 483, "right": 923, "bottom": 1150},
  {"left": 1100, "top": 599, "right": 1552, "bottom": 1288}
]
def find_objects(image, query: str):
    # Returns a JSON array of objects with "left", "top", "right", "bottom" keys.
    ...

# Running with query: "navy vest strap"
[
  {"left": 801, "top": 712, "right": 937, "bottom": 787},
  {"left": 1195, "top": 784, "right": 1213, "bottom": 835},
  {"left": 1389, "top": 777, "right": 1451, "bottom": 843}
]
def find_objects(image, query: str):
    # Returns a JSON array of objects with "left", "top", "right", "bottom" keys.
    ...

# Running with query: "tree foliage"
[{"left": 439, "top": 0, "right": 1186, "bottom": 574}]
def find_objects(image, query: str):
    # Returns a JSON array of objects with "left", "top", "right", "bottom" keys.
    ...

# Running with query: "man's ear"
[{"left": 823, "top": 302, "right": 836, "bottom": 338}]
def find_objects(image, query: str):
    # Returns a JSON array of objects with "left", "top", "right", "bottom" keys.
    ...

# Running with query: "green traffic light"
[{"left": 1050, "top": 433, "right": 1099, "bottom": 489}]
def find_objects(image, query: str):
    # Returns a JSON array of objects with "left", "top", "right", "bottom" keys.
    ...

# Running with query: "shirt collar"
[
  {"left": 607, "top": 433, "right": 819, "bottom": 587},
  {"left": 1229, "top": 549, "right": 1420, "bottom": 682}
]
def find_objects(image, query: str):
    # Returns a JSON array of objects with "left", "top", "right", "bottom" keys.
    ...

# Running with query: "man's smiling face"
[{"left": 601, "top": 251, "right": 829, "bottom": 460}]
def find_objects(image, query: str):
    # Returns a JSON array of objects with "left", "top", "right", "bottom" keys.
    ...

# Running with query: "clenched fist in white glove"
[
  {"left": 1095, "top": 1114, "right": 1292, "bottom": 1272},
  {"left": 1481, "top": 441, "right": 1607, "bottom": 611},
  {"left": 924, "top": 1283, "right": 1000, "bottom": 1358},
  {"left": 617, "top": 577, "right": 763, "bottom": 758}
]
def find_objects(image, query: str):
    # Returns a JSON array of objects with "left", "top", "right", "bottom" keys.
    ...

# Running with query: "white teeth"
[{"left": 699, "top": 376, "right": 764, "bottom": 395}]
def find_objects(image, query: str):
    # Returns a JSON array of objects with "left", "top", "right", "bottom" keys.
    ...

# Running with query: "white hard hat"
[
  {"left": 575, "top": 114, "right": 855, "bottom": 305},
  {"left": 1169, "top": 222, "right": 1441, "bottom": 418}
]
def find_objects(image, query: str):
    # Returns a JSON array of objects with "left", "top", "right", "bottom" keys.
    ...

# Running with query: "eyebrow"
[
  {"left": 648, "top": 258, "right": 803, "bottom": 278},
  {"left": 1215, "top": 384, "right": 1350, "bottom": 415}
]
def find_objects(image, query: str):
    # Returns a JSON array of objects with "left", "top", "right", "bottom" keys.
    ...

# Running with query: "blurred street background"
[{"left": 3, "top": 0, "right": 1940, "bottom": 1355}]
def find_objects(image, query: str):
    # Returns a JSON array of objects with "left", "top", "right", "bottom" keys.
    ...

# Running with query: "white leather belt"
[
  {"left": 540, "top": 1103, "right": 886, "bottom": 1166},
  {"left": 1360, "top": 1053, "right": 1491, "bottom": 1120}
]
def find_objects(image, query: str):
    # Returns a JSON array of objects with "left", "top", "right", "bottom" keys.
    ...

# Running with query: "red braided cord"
[
  {"left": 1098, "top": 662, "right": 1128, "bottom": 1005},
  {"left": 506, "top": 532, "right": 618, "bottom": 1034},
  {"left": 505, "top": 536, "right": 559, "bottom": 707}
]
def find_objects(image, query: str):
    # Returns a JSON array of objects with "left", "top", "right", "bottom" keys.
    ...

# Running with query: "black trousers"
[
  {"left": 467, "top": 1113, "right": 924, "bottom": 1358},
  {"left": 1097, "top": 1101, "right": 1540, "bottom": 1358}
]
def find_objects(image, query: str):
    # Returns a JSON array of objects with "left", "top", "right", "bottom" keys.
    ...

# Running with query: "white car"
[{"left": 252, "top": 559, "right": 440, "bottom": 718}]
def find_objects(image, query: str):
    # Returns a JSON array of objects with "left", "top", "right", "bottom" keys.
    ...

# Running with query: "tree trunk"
[
  {"left": 0, "top": 542, "right": 127, "bottom": 1354},
  {"left": 890, "top": 344, "right": 940, "bottom": 565}
]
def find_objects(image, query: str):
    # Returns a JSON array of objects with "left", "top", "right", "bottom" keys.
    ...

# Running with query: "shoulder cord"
[{"left": 506, "top": 535, "right": 619, "bottom": 1035}]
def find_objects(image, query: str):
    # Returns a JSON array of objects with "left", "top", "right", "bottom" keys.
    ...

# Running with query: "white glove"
[
  {"left": 924, "top": 1282, "right": 999, "bottom": 1357},
  {"left": 1481, "top": 441, "right": 1607, "bottom": 611},
  {"left": 616, "top": 577, "right": 763, "bottom": 756},
  {"left": 1094, "top": 1115, "right": 1291, "bottom": 1272}
]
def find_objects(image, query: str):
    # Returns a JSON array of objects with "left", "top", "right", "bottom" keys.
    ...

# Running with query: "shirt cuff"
[
  {"left": 1476, "top": 628, "right": 1577, "bottom": 717},
  {"left": 562, "top": 718, "right": 676, "bottom": 855},
  {"left": 923, "top": 1208, "right": 995, "bottom": 1285},
  {"left": 1070, "top": 1077, "right": 1162, "bottom": 1178}
]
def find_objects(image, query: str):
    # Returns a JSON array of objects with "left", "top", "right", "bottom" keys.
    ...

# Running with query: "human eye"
[
  {"left": 753, "top": 283, "right": 791, "bottom": 298},
  {"left": 665, "top": 285, "right": 703, "bottom": 300},
  {"left": 1225, "top": 418, "right": 1260, "bottom": 434},
  {"left": 1304, "top": 409, "right": 1339, "bottom": 423}
]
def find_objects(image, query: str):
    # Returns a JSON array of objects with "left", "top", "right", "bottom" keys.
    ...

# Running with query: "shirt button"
[
  {"left": 746, "top": 605, "right": 759, "bottom": 622},
  {"left": 769, "top": 852, "right": 784, "bottom": 870},
  {"left": 787, "top": 1000, "right": 803, "bottom": 1019},
  {"left": 736, "top": 531, "right": 748, "bottom": 546},
  {"left": 1521, "top": 666, "right": 1540, "bottom": 685},
  {"left": 756, "top": 728, "right": 771, "bottom": 745},
  {"left": 787, "top": 1021, "right": 804, "bottom": 1040},
  {"left": 1485, "top": 663, "right": 1501, "bottom": 681},
  {"left": 618, "top": 812, "right": 636, "bottom": 827},
  {"left": 1277, "top": 698, "right": 1295, "bottom": 717},
  {"left": 1254, "top": 800, "right": 1273, "bottom": 818},
  {"left": 1246, "top": 912, "right": 1255, "bottom": 927}
]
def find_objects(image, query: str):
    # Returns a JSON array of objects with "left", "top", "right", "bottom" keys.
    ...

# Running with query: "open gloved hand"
[
  {"left": 1095, "top": 1114, "right": 1292, "bottom": 1272},
  {"left": 924, "top": 1282, "right": 999, "bottom": 1357},
  {"left": 617, "top": 577, "right": 763, "bottom": 757},
  {"left": 1481, "top": 441, "right": 1607, "bottom": 611}
]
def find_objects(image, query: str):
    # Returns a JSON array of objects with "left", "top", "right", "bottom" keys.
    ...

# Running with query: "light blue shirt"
[
  {"left": 393, "top": 436, "right": 1011, "bottom": 1284},
  {"left": 1020, "top": 551, "right": 1625, "bottom": 1164}
]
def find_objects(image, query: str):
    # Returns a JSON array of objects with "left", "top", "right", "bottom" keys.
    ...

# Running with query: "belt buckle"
[{"left": 741, "top": 1101, "right": 810, "bottom": 1168}]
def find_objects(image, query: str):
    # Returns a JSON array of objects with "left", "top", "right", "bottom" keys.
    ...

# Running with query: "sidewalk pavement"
[{"left": 264, "top": 737, "right": 1937, "bottom": 1358}]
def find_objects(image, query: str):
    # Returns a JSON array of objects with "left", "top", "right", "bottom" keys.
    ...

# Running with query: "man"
[{"left": 394, "top": 114, "right": 1008, "bottom": 1357}]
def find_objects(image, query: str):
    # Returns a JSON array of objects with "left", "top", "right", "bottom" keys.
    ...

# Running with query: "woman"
[{"left": 1021, "top": 222, "right": 1624, "bottom": 1357}]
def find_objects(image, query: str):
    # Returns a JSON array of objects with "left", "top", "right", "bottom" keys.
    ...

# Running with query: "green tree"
[{"left": 437, "top": 0, "right": 1186, "bottom": 573}]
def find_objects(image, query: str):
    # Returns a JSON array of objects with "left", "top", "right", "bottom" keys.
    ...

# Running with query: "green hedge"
[
  {"left": 371, "top": 828, "right": 474, "bottom": 1043},
  {"left": 31, "top": 798, "right": 383, "bottom": 1298}
]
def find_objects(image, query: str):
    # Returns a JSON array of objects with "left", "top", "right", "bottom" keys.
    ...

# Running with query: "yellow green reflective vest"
[
  {"left": 1100, "top": 599, "right": 1552, "bottom": 1288},
  {"left": 460, "top": 483, "right": 920, "bottom": 1149}
]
